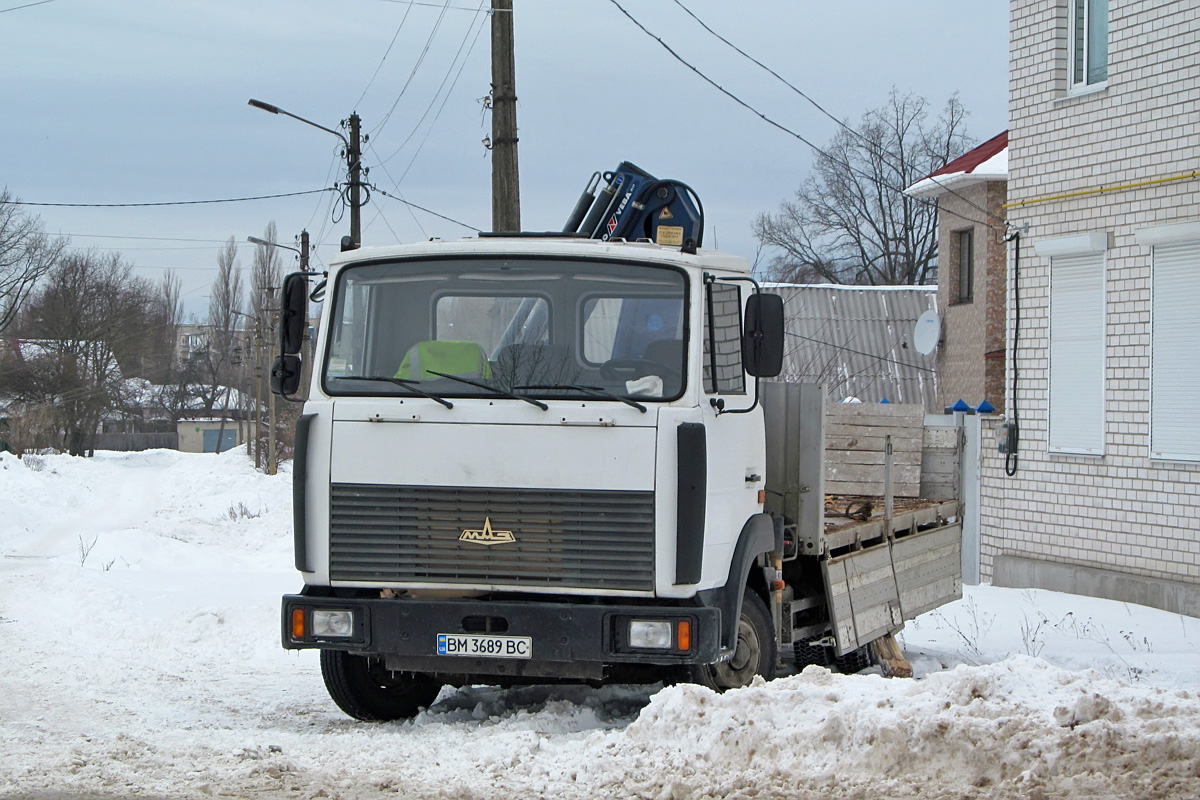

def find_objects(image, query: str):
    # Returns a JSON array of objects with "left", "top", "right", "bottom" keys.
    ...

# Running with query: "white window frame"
[
  {"left": 1136, "top": 222, "right": 1200, "bottom": 462},
  {"left": 1069, "top": 0, "right": 1109, "bottom": 93},
  {"left": 1038, "top": 233, "right": 1108, "bottom": 456}
]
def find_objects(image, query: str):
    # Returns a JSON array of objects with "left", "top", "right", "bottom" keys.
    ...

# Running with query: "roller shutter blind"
[
  {"left": 1151, "top": 241, "right": 1200, "bottom": 460},
  {"left": 1049, "top": 251, "right": 1105, "bottom": 455}
]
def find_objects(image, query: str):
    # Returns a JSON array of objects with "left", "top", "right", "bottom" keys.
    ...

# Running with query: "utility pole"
[
  {"left": 267, "top": 286, "right": 278, "bottom": 476},
  {"left": 253, "top": 318, "right": 263, "bottom": 470},
  {"left": 298, "top": 230, "right": 315, "bottom": 397},
  {"left": 491, "top": 0, "right": 520, "bottom": 232},
  {"left": 347, "top": 114, "right": 364, "bottom": 246},
  {"left": 247, "top": 100, "right": 366, "bottom": 247}
]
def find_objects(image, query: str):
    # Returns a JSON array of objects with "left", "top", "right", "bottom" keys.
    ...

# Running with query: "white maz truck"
[{"left": 274, "top": 228, "right": 962, "bottom": 721}]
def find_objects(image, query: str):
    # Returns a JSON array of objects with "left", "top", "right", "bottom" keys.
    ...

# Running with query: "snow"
[
  {"left": 3, "top": 450, "right": 1199, "bottom": 799},
  {"left": 904, "top": 145, "right": 1008, "bottom": 198}
]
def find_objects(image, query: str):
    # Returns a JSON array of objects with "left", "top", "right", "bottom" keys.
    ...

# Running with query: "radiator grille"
[{"left": 329, "top": 484, "right": 656, "bottom": 591}]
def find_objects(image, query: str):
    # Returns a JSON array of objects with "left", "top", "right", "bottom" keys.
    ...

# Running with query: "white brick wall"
[{"left": 983, "top": 0, "right": 1200, "bottom": 585}]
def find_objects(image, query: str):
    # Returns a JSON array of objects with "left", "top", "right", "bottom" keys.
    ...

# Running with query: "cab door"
[{"left": 698, "top": 279, "right": 766, "bottom": 586}]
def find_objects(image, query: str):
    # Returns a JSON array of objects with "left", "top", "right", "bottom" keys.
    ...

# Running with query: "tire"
[
  {"left": 794, "top": 640, "right": 872, "bottom": 672},
  {"left": 688, "top": 589, "right": 777, "bottom": 690},
  {"left": 833, "top": 645, "right": 873, "bottom": 674},
  {"left": 320, "top": 650, "right": 442, "bottom": 721},
  {"left": 794, "top": 639, "right": 833, "bottom": 668}
]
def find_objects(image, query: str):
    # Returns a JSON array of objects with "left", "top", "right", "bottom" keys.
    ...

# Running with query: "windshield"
[{"left": 322, "top": 256, "right": 688, "bottom": 402}]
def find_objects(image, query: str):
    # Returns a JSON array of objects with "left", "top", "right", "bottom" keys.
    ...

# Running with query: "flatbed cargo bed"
[
  {"left": 762, "top": 382, "right": 964, "bottom": 657},
  {"left": 823, "top": 495, "right": 960, "bottom": 553}
]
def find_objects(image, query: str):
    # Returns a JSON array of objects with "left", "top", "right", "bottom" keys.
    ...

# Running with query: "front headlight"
[
  {"left": 628, "top": 619, "right": 673, "bottom": 649},
  {"left": 311, "top": 609, "right": 355, "bottom": 638}
]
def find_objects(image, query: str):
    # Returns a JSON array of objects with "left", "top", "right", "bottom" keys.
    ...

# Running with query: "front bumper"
[{"left": 282, "top": 592, "right": 720, "bottom": 679}]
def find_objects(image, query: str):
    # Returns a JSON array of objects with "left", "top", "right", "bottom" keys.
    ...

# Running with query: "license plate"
[{"left": 436, "top": 633, "right": 532, "bottom": 659}]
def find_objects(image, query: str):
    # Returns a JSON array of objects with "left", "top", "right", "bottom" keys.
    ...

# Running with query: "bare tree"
[
  {"left": 0, "top": 402, "right": 55, "bottom": 457},
  {"left": 0, "top": 189, "right": 66, "bottom": 334},
  {"left": 144, "top": 270, "right": 192, "bottom": 424},
  {"left": 249, "top": 221, "right": 284, "bottom": 328},
  {"left": 754, "top": 90, "right": 973, "bottom": 286},
  {"left": 8, "top": 251, "right": 155, "bottom": 455},
  {"left": 149, "top": 269, "right": 183, "bottom": 379},
  {"left": 199, "top": 238, "right": 244, "bottom": 453},
  {"left": 246, "top": 223, "right": 286, "bottom": 467}
]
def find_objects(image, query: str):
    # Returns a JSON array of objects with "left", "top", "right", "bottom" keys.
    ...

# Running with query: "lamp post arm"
[
  {"left": 246, "top": 235, "right": 301, "bottom": 255},
  {"left": 248, "top": 99, "right": 349, "bottom": 147}
]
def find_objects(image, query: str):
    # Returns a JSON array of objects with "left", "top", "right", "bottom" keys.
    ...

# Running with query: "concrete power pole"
[
  {"left": 253, "top": 319, "right": 263, "bottom": 470},
  {"left": 298, "top": 230, "right": 314, "bottom": 397},
  {"left": 267, "top": 286, "right": 278, "bottom": 476},
  {"left": 491, "top": 0, "right": 520, "bottom": 232},
  {"left": 347, "top": 114, "right": 364, "bottom": 246}
]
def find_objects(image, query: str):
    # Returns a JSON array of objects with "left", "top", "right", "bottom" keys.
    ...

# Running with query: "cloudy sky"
[{"left": 2, "top": 0, "right": 1008, "bottom": 318}]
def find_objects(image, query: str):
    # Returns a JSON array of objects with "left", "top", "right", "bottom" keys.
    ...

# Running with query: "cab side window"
[{"left": 702, "top": 282, "right": 745, "bottom": 394}]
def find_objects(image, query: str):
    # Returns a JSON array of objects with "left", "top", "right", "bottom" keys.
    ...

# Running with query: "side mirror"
[
  {"left": 270, "top": 355, "right": 302, "bottom": 396},
  {"left": 743, "top": 293, "right": 784, "bottom": 378},
  {"left": 280, "top": 273, "right": 308, "bottom": 355}
]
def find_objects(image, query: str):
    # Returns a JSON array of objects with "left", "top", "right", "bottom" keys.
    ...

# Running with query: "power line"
[
  {"left": 369, "top": 201, "right": 407, "bottom": 243},
  {"left": 379, "top": 1, "right": 488, "bottom": 167},
  {"left": 371, "top": 0, "right": 454, "bottom": 139},
  {"left": 3, "top": 188, "right": 335, "bottom": 209},
  {"left": 669, "top": 0, "right": 1000, "bottom": 223},
  {"left": 668, "top": 0, "right": 877, "bottom": 157},
  {"left": 667, "top": 0, "right": 1007, "bottom": 231},
  {"left": 306, "top": 150, "right": 343, "bottom": 234},
  {"left": 52, "top": 233, "right": 235, "bottom": 244},
  {"left": 365, "top": 147, "right": 431, "bottom": 239},
  {"left": 785, "top": 330, "right": 935, "bottom": 373},
  {"left": 368, "top": 184, "right": 479, "bottom": 231},
  {"left": 608, "top": 0, "right": 1005, "bottom": 234},
  {"left": 356, "top": 0, "right": 417, "bottom": 108},
  {"left": 370, "top": 0, "right": 497, "bottom": 10},
  {"left": 68, "top": 244, "right": 236, "bottom": 253},
  {"left": 0, "top": 0, "right": 54, "bottom": 13}
]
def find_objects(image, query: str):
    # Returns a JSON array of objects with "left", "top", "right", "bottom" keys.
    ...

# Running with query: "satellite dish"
[{"left": 913, "top": 310, "right": 941, "bottom": 356}]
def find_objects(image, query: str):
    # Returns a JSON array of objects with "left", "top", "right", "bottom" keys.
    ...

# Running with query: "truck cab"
[{"left": 281, "top": 236, "right": 788, "bottom": 719}]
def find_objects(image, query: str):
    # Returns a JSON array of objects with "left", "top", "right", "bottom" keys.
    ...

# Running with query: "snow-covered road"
[{"left": 3, "top": 450, "right": 1199, "bottom": 799}]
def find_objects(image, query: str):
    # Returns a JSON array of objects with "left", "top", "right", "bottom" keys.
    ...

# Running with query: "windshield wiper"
[
  {"left": 338, "top": 375, "right": 453, "bottom": 409},
  {"left": 427, "top": 370, "right": 549, "bottom": 410},
  {"left": 517, "top": 384, "right": 647, "bottom": 413}
]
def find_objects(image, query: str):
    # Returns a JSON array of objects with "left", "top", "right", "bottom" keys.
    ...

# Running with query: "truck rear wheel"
[
  {"left": 688, "top": 589, "right": 777, "bottom": 690},
  {"left": 320, "top": 650, "right": 442, "bottom": 721}
]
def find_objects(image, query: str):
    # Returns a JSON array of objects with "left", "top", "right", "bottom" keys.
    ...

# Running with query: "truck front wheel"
[
  {"left": 320, "top": 650, "right": 442, "bottom": 721},
  {"left": 688, "top": 589, "right": 777, "bottom": 690}
]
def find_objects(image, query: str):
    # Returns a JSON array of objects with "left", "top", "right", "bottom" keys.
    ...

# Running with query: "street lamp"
[
  {"left": 247, "top": 235, "right": 296, "bottom": 253},
  {"left": 247, "top": 99, "right": 348, "bottom": 146},
  {"left": 248, "top": 98, "right": 363, "bottom": 248},
  {"left": 247, "top": 231, "right": 310, "bottom": 272}
]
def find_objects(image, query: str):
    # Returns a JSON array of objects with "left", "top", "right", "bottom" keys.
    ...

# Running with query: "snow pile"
[
  {"left": 605, "top": 660, "right": 1200, "bottom": 799},
  {"left": 2, "top": 451, "right": 1199, "bottom": 800}
]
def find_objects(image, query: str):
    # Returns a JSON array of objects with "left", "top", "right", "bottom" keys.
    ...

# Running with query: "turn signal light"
[
  {"left": 677, "top": 619, "right": 691, "bottom": 651},
  {"left": 291, "top": 608, "right": 305, "bottom": 639}
]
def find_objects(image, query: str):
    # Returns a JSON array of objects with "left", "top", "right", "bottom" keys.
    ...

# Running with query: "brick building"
[
  {"left": 907, "top": 132, "right": 1010, "bottom": 413},
  {"left": 980, "top": 0, "right": 1200, "bottom": 615}
]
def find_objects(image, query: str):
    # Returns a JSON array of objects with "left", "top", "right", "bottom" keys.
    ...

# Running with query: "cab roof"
[{"left": 327, "top": 235, "right": 752, "bottom": 274}]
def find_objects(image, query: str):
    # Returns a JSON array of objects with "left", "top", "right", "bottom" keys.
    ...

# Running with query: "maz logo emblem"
[{"left": 459, "top": 517, "right": 516, "bottom": 545}]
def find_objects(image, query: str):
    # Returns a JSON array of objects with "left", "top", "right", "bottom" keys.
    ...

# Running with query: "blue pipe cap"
[
  {"left": 950, "top": 399, "right": 972, "bottom": 412},
  {"left": 879, "top": 398, "right": 891, "bottom": 404},
  {"left": 976, "top": 400, "right": 996, "bottom": 414}
]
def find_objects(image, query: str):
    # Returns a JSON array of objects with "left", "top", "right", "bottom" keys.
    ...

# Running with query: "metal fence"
[{"left": 93, "top": 433, "right": 179, "bottom": 452}]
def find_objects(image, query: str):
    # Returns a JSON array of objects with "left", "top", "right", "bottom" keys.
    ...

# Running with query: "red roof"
[{"left": 925, "top": 130, "right": 1008, "bottom": 180}]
